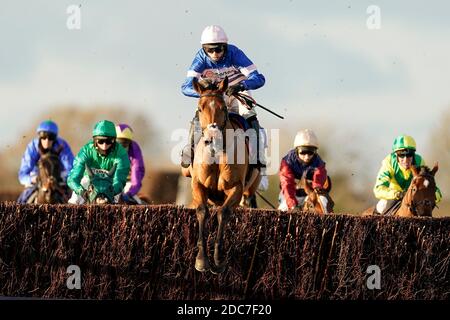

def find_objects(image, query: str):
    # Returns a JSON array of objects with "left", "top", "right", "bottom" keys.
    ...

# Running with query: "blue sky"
[{"left": 1, "top": 0, "right": 449, "bottom": 179}]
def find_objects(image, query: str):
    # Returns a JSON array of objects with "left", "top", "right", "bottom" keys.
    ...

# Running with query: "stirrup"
[{"left": 181, "top": 145, "right": 193, "bottom": 168}]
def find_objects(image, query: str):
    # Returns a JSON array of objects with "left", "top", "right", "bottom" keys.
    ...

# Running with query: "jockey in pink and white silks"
[
  {"left": 181, "top": 25, "right": 268, "bottom": 190},
  {"left": 17, "top": 120, "right": 74, "bottom": 203}
]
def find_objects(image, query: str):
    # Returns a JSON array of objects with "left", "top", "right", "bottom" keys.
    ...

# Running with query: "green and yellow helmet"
[
  {"left": 92, "top": 120, "right": 117, "bottom": 138},
  {"left": 392, "top": 135, "right": 416, "bottom": 152}
]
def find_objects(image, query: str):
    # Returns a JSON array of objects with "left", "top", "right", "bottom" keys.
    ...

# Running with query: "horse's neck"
[{"left": 397, "top": 189, "right": 414, "bottom": 217}]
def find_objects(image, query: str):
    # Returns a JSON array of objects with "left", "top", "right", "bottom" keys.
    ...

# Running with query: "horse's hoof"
[
  {"left": 195, "top": 258, "right": 210, "bottom": 272},
  {"left": 210, "top": 261, "right": 227, "bottom": 274}
]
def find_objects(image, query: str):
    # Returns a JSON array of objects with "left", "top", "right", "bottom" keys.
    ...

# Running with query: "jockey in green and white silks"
[
  {"left": 67, "top": 120, "right": 130, "bottom": 204},
  {"left": 373, "top": 135, "right": 442, "bottom": 214}
]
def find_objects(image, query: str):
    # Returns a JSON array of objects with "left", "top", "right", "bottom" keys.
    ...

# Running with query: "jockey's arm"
[
  {"left": 312, "top": 164, "right": 327, "bottom": 189},
  {"left": 112, "top": 151, "right": 131, "bottom": 196},
  {"left": 435, "top": 187, "right": 443, "bottom": 203},
  {"left": 373, "top": 159, "right": 398, "bottom": 200},
  {"left": 126, "top": 145, "right": 145, "bottom": 196},
  {"left": 233, "top": 47, "right": 265, "bottom": 90},
  {"left": 67, "top": 148, "right": 89, "bottom": 196},
  {"left": 181, "top": 75, "right": 201, "bottom": 98},
  {"left": 421, "top": 158, "right": 443, "bottom": 203},
  {"left": 240, "top": 70, "right": 265, "bottom": 91},
  {"left": 181, "top": 54, "right": 203, "bottom": 98},
  {"left": 18, "top": 140, "right": 39, "bottom": 186},
  {"left": 58, "top": 140, "right": 75, "bottom": 181},
  {"left": 279, "top": 159, "right": 298, "bottom": 209}
]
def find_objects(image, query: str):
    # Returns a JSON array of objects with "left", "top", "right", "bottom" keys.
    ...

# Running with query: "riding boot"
[
  {"left": 247, "top": 116, "right": 266, "bottom": 170},
  {"left": 181, "top": 111, "right": 201, "bottom": 168},
  {"left": 375, "top": 199, "right": 400, "bottom": 215}
]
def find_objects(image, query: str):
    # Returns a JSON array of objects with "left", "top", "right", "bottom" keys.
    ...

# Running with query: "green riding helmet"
[
  {"left": 92, "top": 120, "right": 117, "bottom": 138},
  {"left": 392, "top": 135, "right": 416, "bottom": 152}
]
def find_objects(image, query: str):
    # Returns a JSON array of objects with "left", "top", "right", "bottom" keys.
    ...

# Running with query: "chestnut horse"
[
  {"left": 301, "top": 177, "right": 334, "bottom": 214},
  {"left": 362, "top": 164, "right": 438, "bottom": 217},
  {"left": 184, "top": 77, "right": 261, "bottom": 273}
]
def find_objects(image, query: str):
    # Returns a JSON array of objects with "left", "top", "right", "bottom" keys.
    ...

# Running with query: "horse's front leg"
[
  {"left": 192, "top": 181, "right": 210, "bottom": 272},
  {"left": 213, "top": 183, "right": 243, "bottom": 273}
]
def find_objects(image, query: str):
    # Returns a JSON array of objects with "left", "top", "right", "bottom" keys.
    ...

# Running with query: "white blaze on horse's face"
[
  {"left": 423, "top": 179, "right": 429, "bottom": 188},
  {"left": 203, "top": 125, "right": 223, "bottom": 160}
]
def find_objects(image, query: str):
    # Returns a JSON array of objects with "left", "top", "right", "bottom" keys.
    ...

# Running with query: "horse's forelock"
[
  {"left": 419, "top": 165, "right": 431, "bottom": 175},
  {"left": 198, "top": 78, "right": 219, "bottom": 91}
]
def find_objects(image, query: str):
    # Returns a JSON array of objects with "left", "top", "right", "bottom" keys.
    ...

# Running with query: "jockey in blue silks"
[
  {"left": 17, "top": 120, "right": 74, "bottom": 203},
  {"left": 181, "top": 25, "right": 268, "bottom": 190}
]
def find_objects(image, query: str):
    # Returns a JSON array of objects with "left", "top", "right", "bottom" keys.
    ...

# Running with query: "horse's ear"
[
  {"left": 303, "top": 177, "right": 314, "bottom": 195},
  {"left": 108, "top": 163, "right": 117, "bottom": 177},
  {"left": 411, "top": 165, "right": 419, "bottom": 177},
  {"left": 85, "top": 164, "right": 94, "bottom": 178},
  {"left": 37, "top": 143, "right": 45, "bottom": 156},
  {"left": 193, "top": 77, "right": 203, "bottom": 95},
  {"left": 218, "top": 76, "right": 228, "bottom": 93},
  {"left": 431, "top": 162, "right": 439, "bottom": 176}
]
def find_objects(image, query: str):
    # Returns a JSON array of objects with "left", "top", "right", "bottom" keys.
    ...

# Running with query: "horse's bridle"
[
  {"left": 404, "top": 173, "right": 436, "bottom": 216},
  {"left": 198, "top": 93, "right": 229, "bottom": 133}
]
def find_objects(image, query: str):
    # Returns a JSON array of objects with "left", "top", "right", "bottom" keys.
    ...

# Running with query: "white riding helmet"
[
  {"left": 200, "top": 25, "right": 228, "bottom": 44},
  {"left": 293, "top": 129, "right": 319, "bottom": 148}
]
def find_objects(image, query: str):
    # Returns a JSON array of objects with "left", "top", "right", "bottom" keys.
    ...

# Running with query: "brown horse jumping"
[
  {"left": 362, "top": 164, "right": 438, "bottom": 217},
  {"left": 184, "top": 77, "right": 261, "bottom": 273}
]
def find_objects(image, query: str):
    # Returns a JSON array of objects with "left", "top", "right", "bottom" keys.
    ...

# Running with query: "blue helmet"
[{"left": 36, "top": 120, "right": 58, "bottom": 136}]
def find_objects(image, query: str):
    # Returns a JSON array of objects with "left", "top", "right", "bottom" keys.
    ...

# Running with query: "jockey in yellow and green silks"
[{"left": 373, "top": 135, "right": 442, "bottom": 214}]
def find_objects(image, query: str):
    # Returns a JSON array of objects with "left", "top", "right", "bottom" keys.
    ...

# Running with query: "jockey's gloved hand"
[
  {"left": 82, "top": 190, "right": 90, "bottom": 201},
  {"left": 394, "top": 191, "right": 405, "bottom": 200},
  {"left": 225, "top": 83, "right": 245, "bottom": 96},
  {"left": 121, "top": 193, "right": 133, "bottom": 203},
  {"left": 314, "top": 187, "right": 324, "bottom": 194}
]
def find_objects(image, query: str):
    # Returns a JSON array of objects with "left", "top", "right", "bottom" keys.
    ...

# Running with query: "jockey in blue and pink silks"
[
  {"left": 17, "top": 120, "right": 74, "bottom": 203},
  {"left": 278, "top": 129, "right": 329, "bottom": 212},
  {"left": 115, "top": 124, "right": 146, "bottom": 204},
  {"left": 180, "top": 25, "right": 269, "bottom": 190}
]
